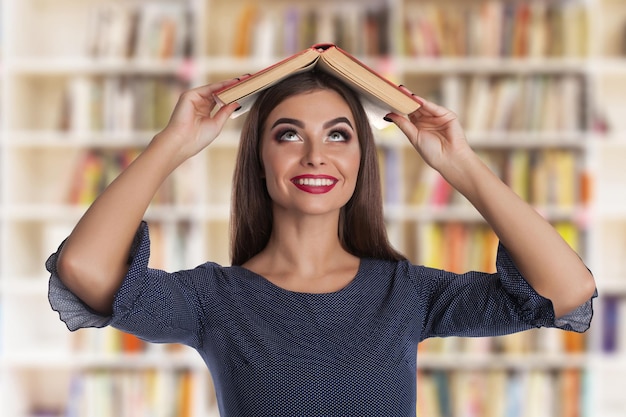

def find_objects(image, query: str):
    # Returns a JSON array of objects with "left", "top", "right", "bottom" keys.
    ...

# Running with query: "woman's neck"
[{"left": 242, "top": 211, "right": 360, "bottom": 293}]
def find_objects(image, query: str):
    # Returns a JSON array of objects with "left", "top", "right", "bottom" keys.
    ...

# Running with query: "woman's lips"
[{"left": 291, "top": 175, "right": 338, "bottom": 194}]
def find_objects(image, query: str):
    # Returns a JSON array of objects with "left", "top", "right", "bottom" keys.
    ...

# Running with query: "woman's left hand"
[
  {"left": 386, "top": 89, "right": 596, "bottom": 319},
  {"left": 384, "top": 92, "right": 472, "bottom": 173}
]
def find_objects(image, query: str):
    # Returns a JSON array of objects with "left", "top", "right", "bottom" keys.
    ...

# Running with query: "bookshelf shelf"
[
  {"left": 384, "top": 205, "right": 584, "bottom": 223},
  {"left": 197, "top": 56, "right": 592, "bottom": 78},
  {"left": 598, "top": 279, "right": 626, "bottom": 295},
  {"left": 3, "top": 350, "right": 206, "bottom": 370},
  {"left": 467, "top": 132, "right": 587, "bottom": 148},
  {"left": 417, "top": 353, "right": 588, "bottom": 371},
  {"left": 400, "top": 57, "right": 591, "bottom": 74},
  {"left": 5, "top": 130, "right": 243, "bottom": 149},
  {"left": 1, "top": 203, "right": 229, "bottom": 223},
  {"left": 5, "top": 131, "right": 153, "bottom": 147},
  {"left": 596, "top": 206, "right": 626, "bottom": 218},
  {"left": 592, "top": 58, "right": 626, "bottom": 73},
  {"left": 7, "top": 58, "right": 190, "bottom": 75},
  {"left": 0, "top": 0, "right": 623, "bottom": 416},
  {"left": 0, "top": 280, "right": 48, "bottom": 298}
]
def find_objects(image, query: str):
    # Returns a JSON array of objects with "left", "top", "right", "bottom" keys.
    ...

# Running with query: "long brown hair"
[{"left": 230, "top": 71, "right": 405, "bottom": 265}]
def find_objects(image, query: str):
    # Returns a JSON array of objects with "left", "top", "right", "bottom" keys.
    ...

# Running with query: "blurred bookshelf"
[
  {"left": 0, "top": 0, "right": 4, "bottom": 412},
  {"left": 0, "top": 0, "right": 625, "bottom": 416}
]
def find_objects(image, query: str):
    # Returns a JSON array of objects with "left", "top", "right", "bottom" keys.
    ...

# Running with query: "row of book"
[
  {"left": 59, "top": 49, "right": 585, "bottom": 136},
  {"left": 71, "top": 324, "right": 584, "bottom": 359},
  {"left": 66, "top": 145, "right": 582, "bottom": 266},
  {"left": 381, "top": 148, "right": 584, "bottom": 209},
  {"left": 485, "top": 149, "right": 581, "bottom": 208},
  {"left": 391, "top": 219, "right": 580, "bottom": 290},
  {"left": 60, "top": 75, "right": 186, "bottom": 133},
  {"left": 148, "top": 220, "right": 209, "bottom": 272},
  {"left": 75, "top": 327, "right": 145, "bottom": 354},
  {"left": 86, "top": 3, "right": 191, "bottom": 60},
  {"left": 452, "top": 74, "right": 584, "bottom": 133},
  {"left": 60, "top": 368, "right": 584, "bottom": 417},
  {"left": 67, "top": 148, "right": 138, "bottom": 205},
  {"left": 67, "top": 148, "right": 197, "bottom": 206},
  {"left": 419, "top": 326, "right": 585, "bottom": 356},
  {"left": 229, "top": 2, "right": 391, "bottom": 58},
  {"left": 73, "top": 326, "right": 190, "bottom": 356},
  {"left": 67, "top": 145, "right": 584, "bottom": 211},
  {"left": 64, "top": 369, "right": 202, "bottom": 417},
  {"left": 421, "top": 220, "right": 578, "bottom": 265},
  {"left": 415, "top": 222, "right": 499, "bottom": 274},
  {"left": 404, "top": 1, "right": 588, "bottom": 58},
  {"left": 417, "top": 368, "right": 584, "bottom": 417},
  {"left": 59, "top": 366, "right": 583, "bottom": 417}
]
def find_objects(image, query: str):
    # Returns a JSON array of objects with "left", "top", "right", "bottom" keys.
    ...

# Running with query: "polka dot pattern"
[{"left": 47, "top": 221, "right": 594, "bottom": 416}]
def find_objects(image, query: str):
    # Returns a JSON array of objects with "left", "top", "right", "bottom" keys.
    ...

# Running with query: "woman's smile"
[{"left": 291, "top": 175, "right": 338, "bottom": 194}]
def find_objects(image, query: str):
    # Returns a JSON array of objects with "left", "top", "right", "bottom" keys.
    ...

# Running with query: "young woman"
[{"left": 47, "top": 71, "right": 596, "bottom": 416}]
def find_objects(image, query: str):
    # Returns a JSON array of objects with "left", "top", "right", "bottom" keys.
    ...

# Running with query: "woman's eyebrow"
[
  {"left": 270, "top": 116, "right": 353, "bottom": 130},
  {"left": 323, "top": 117, "right": 353, "bottom": 129},
  {"left": 270, "top": 118, "right": 305, "bottom": 129}
]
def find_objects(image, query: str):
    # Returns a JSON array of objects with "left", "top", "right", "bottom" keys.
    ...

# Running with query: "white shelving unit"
[
  {"left": 585, "top": 2, "right": 626, "bottom": 416},
  {"left": 0, "top": 0, "right": 624, "bottom": 416}
]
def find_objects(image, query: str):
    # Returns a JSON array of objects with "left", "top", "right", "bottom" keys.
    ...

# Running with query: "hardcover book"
[{"left": 213, "top": 43, "right": 420, "bottom": 129}]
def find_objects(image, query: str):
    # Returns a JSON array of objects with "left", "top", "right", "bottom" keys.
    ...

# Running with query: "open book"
[{"left": 213, "top": 44, "right": 420, "bottom": 129}]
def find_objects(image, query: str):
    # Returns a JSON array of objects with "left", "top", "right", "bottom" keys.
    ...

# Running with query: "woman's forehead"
[{"left": 266, "top": 89, "right": 355, "bottom": 124}]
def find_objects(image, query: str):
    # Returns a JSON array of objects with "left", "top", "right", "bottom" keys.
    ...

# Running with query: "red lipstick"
[{"left": 291, "top": 175, "right": 338, "bottom": 194}]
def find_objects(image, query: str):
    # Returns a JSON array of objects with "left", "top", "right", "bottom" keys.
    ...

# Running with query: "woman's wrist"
[
  {"left": 148, "top": 130, "right": 192, "bottom": 173},
  {"left": 436, "top": 146, "right": 485, "bottom": 198}
]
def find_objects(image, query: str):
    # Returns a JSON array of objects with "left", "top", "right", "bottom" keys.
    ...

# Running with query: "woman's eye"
[
  {"left": 277, "top": 130, "right": 300, "bottom": 142},
  {"left": 327, "top": 130, "right": 350, "bottom": 142}
]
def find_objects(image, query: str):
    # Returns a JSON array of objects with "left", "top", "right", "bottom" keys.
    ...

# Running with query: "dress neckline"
[{"left": 233, "top": 258, "right": 366, "bottom": 297}]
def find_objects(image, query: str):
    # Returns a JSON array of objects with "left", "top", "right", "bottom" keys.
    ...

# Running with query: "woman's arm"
[
  {"left": 55, "top": 80, "right": 241, "bottom": 315},
  {"left": 386, "top": 96, "right": 596, "bottom": 319}
]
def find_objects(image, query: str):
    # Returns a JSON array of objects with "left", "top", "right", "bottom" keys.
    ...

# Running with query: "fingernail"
[
  {"left": 383, "top": 116, "right": 393, "bottom": 123},
  {"left": 235, "top": 106, "right": 242, "bottom": 111}
]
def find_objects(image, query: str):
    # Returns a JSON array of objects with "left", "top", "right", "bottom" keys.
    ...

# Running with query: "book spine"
[
  {"left": 87, "top": 3, "right": 191, "bottom": 60},
  {"left": 602, "top": 296, "right": 620, "bottom": 353},
  {"left": 416, "top": 222, "right": 499, "bottom": 274},
  {"left": 61, "top": 76, "right": 186, "bottom": 133}
]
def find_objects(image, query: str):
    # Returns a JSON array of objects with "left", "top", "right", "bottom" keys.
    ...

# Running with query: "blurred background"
[{"left": 0, "top": 0, "right": 625, "bottom": 416}]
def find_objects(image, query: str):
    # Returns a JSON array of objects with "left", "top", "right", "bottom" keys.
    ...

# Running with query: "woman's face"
[{"left": 260, "top": 89, "right": 361, "bottom": 217}]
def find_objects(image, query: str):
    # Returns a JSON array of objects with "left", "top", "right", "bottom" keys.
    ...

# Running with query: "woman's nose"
[{"left": 301, "top": 140, "right": 326, "bottom": 166}]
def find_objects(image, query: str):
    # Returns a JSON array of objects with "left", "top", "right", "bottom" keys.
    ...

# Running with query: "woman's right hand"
[
  {"left": 55, "top": 78, "right": 245, "bottom": 314},
  {"left": 152, "top": 78, "right": 243, "bottom": 165}
]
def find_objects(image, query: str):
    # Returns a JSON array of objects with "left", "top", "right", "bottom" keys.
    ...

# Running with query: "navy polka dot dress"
[{"left": 47, "top": 222, "right": 594, "bottom": 416}]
